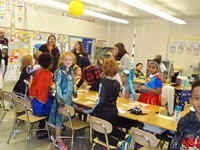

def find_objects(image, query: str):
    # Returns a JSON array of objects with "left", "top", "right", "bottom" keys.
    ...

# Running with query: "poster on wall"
[
  {"left": 193, "top": 43, "right": 199, "bottom": 56},
  {"left": 82, "top": 38, "right": 92, "bottom": 56}
]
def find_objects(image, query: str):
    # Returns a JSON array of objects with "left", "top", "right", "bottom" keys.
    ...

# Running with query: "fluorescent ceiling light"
[
  {"left": 24, "top": 0, "right": 129, "bottom": 24},
  {"left": 120, "top": 0, "right": 185, "bottom": 24}
]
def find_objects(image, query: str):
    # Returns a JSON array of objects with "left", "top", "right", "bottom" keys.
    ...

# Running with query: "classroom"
[{"left": 0, "top": 0, "right": 200, "bottom": 150}]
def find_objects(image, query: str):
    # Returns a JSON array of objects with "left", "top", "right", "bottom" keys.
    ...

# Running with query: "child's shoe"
[
  {"left": 55, "top": 140, "right": 68, "bottom": 150},
  {"left": 118, "top": 141, "right": 129, "bottom": 150}
]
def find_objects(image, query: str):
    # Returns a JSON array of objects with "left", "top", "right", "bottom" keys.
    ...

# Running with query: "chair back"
[
  {"left": 90, "top": 116, "right": 112, "bottom": 134},
  {"left": 13, "top": 98, "right": 32, "bottom": 122},
  {"left": 0, "top": 91, "right": 16, "bottom": 110},
  {"left": 184, "top": 104, "right": 191, "bottom": 110},
  {"left": 161, "top": 96, "right": 167, "bottom": 106},
  {"left": 90, "top": 116, "right": 113, "bottom": 150},
  {"left": 59, "top": 105, "right": 75, "bottom": 131},
  {"left": 130, "top": 127, "right": 159, "bottom": 148},
  {"left": 159, "top": 107, "right": 168, "bottom": 116},
  {"left": 59, "top": 104, "right": 75, "bottom": 117}
]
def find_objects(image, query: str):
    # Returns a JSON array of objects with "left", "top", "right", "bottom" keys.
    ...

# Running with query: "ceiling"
[{"left": 56, "top": 0, "right": 200, "bottom": 23}]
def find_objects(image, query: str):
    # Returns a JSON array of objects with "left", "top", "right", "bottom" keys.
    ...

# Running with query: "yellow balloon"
[{"left": 69, "top": 0, "right": 84, "bottom": 16}]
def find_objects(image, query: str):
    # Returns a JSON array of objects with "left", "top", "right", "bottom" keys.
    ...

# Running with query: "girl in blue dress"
[{"left": 48, "top": 52, "right": 76, "bottom": 150}]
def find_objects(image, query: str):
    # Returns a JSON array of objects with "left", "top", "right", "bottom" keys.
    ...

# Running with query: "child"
[
  {"left": 133, "top": 63, "right": 145, "bottom": 79},
  {"left": 120, "top": 69, "right": 136, "bottom": 100},
  {"left": 77, "top": 56, "right": 102, "bottom": 91},
  {"left": 13, "top": 55, "right": 34, "bottom": 101},
  {"left": 73, "top": 64, "right": 89, "bottom": 90},
  {"left": 32, "top": 50, "right": 42, "bottom": 76},
  {"left": 48, "top": 52, "right": 76, "bottom": 150},
  {"left": 29, "top": 52, "right": 53, "bottom": 138},
  {"left": 170, "top": 80, "right": 200, "bottom": 150},
  {"left": 97, "top": 57, "right": 104, "bottom": 73},
  {"left": 137, "top": 58, "right": 162, "bottom": 106},
  {"left": 88, "top": 58, "right": 132, "bottom": 150}
]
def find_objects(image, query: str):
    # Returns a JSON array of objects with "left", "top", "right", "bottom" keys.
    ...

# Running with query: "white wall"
[
  {"left": 1, "top": 5, "right": 109, "bottom": 41},
  {"left": 168, "top": 24, "right": 200, "bottom": 76},
  {"left": 109, "top": 18, "right": 170, "bottom": 74}
]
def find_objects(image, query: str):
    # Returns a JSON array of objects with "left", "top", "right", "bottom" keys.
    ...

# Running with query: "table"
[{"left": 73, "top": 90, "right": 189, "bottom": 132}]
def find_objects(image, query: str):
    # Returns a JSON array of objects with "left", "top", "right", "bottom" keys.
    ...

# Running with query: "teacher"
[
  {"left": 71, "top": 41, "right": 88, "bottom": 65},
  {"left": 39, "top": 35, "right": 60, "bottom": 73},
  {"left": 114, "top": 42, "right": 131, "bottom": 74}
]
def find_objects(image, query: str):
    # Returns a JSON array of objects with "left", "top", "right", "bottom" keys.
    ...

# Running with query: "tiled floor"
[{"left": 0, "top": 81, "right": 97, "bottom": 150}]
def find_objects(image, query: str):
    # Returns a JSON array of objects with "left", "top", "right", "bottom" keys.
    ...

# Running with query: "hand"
[
  {"left": 139, "top": 85, "right": 146, "bottom": 91},
  {"left": 86, "top": 114, "right": 91, "bottom": 123},
  {"left": 86, "top": 85, "right": 91, "bottom": 91},
  {"left": 2, "top": 54, "right": 5, "bottom": 58}
]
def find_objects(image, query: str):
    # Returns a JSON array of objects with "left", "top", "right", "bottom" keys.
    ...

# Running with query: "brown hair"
[
  {"left": 103, "top": 58, "right": 118, "bottom": 77},
  {"left": 97, "top": 57, "right": 104, "bottom": 66},
  {"left": 114, "top": 42, "right": 129, "bottom": 61},
  {"left": 20, "top": 55, "right": 33, "bottom": 71},
  {"left": 155, "top": 55, "right": 162, "bottom": 61},
  {"left": 72, "top": 41, "right": 86, "bottom": 55},
  {"left": 57, "top": 52, "right": 76, "bottom": 68},
  {"left": 46, "top": 35, "right": 57, "bottom": 49}
]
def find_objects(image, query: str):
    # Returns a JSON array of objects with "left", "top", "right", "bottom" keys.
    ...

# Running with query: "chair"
[
  {"left": 7, "top": 97, "right": 50, "bottom": 150},
  {"left": 184, "top": 103, "right": 191, "bottom": 110},
  {"left": 54, "top": 104, "right": 89, "bottom": 150},
  {"left": 130, "top": 127, "right": 162, "bottom": 150},
  {"left": 0, "top": 91, "right": 18, "bottom": 122},
  {"left": 90, "top": 116, "right": 118, "bottom": 150}
]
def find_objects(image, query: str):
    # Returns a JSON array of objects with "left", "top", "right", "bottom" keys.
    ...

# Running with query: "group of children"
[{"left": 11, "top": 47, "right": 200, "bottom": 150}]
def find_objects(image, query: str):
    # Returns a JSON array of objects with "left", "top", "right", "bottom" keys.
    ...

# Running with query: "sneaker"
[
  {"left": 126, "top": 135, "right": 132, "bottom": 149},
  {"left": 119, "top": 141, "right": 129, "bottom": 150},
  {"left": 55, "top": 140, "right": 68, "bottom": 150}
]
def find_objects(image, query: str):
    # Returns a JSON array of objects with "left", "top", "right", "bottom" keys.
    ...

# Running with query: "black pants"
[{"left": 96, "top": 106, "right": 126, "bottom": 146}]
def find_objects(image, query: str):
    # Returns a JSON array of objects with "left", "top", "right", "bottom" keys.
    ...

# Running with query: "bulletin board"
[
  {"left": 95, "top": 46, "right": 114, "bottom": 59},
  {"left": 168, "top": 39, "right": 200, "bottom": 56},
  {"left": 167, "top": 37, "right": 200, "bottom": 75}
]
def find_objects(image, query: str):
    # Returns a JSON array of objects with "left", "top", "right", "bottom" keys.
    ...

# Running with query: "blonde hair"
[
  {"left": 57, "top": 52, "right": 76, "bottom": 68},
  {"left": 103, "top": 57, "right": 118, "bottom": 77},
  {"left": 73, "top": 65, "right": 81, "bottom": 76},
  {"left": 20, "top": 55, "right": 33, "bottom": 71},
  {"left": 33, "top": 51, "right": 42, "bottom": 62}
]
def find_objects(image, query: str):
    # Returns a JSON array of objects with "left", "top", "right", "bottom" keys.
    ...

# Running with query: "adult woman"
[
  {"left": 71, "top": 41, "right": 88, "bottom": 65},
  {"left": 39, "top": 35, "right": 60, "bottom": 73},
  {"left": 114, "top": 43, "right": 131, "bottom": 74}
]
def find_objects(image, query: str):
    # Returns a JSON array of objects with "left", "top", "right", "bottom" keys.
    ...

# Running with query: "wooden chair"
[
  {"left": 54, "top": 104, "right": 89, "bottom": 150},
  {"left": 130, "top": 127, "right": 162, "bottom": 150},
  {"left": 7, "top": 97, "right": 50, "bottom": 150},
  {"left": 184, "top": 103, "right": 191, "bottom": 110},
  {"left": 90, "top": 116, "right": 118, "bottom": 150},
  {"left": 0, "top": 91, "right": 18, "bottom": 122}
]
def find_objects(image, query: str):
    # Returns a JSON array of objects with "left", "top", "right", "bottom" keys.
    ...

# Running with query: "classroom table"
[{"left": 73, "top": 90, "right": 191, "bottom": 132}]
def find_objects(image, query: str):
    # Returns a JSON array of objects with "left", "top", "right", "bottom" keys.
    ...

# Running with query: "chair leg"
[
  {"left": 14, "top": 120, "right": 20, "bottom": 138},
  {"left": 45, "top": 120, "right": 51, "bottom": 141},
  {"left": 91, "top": 143, "right": 96, "bottom": 150},
  {"left": 7, "top": 119, "right": 18, "bottom": 144},
  {"left": 0, "top": 111, "right": 6, "bottom": 122},
  {"left": 71, "top": 131, "right": 75, "bottom": 150},
  {"left": 27, "top": 125, "right": 31, "bottom": 150}
]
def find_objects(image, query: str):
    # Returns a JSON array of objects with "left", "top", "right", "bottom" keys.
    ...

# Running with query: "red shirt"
[{"left": 29, "top": 69, "right": 53, "bottom": 103}]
